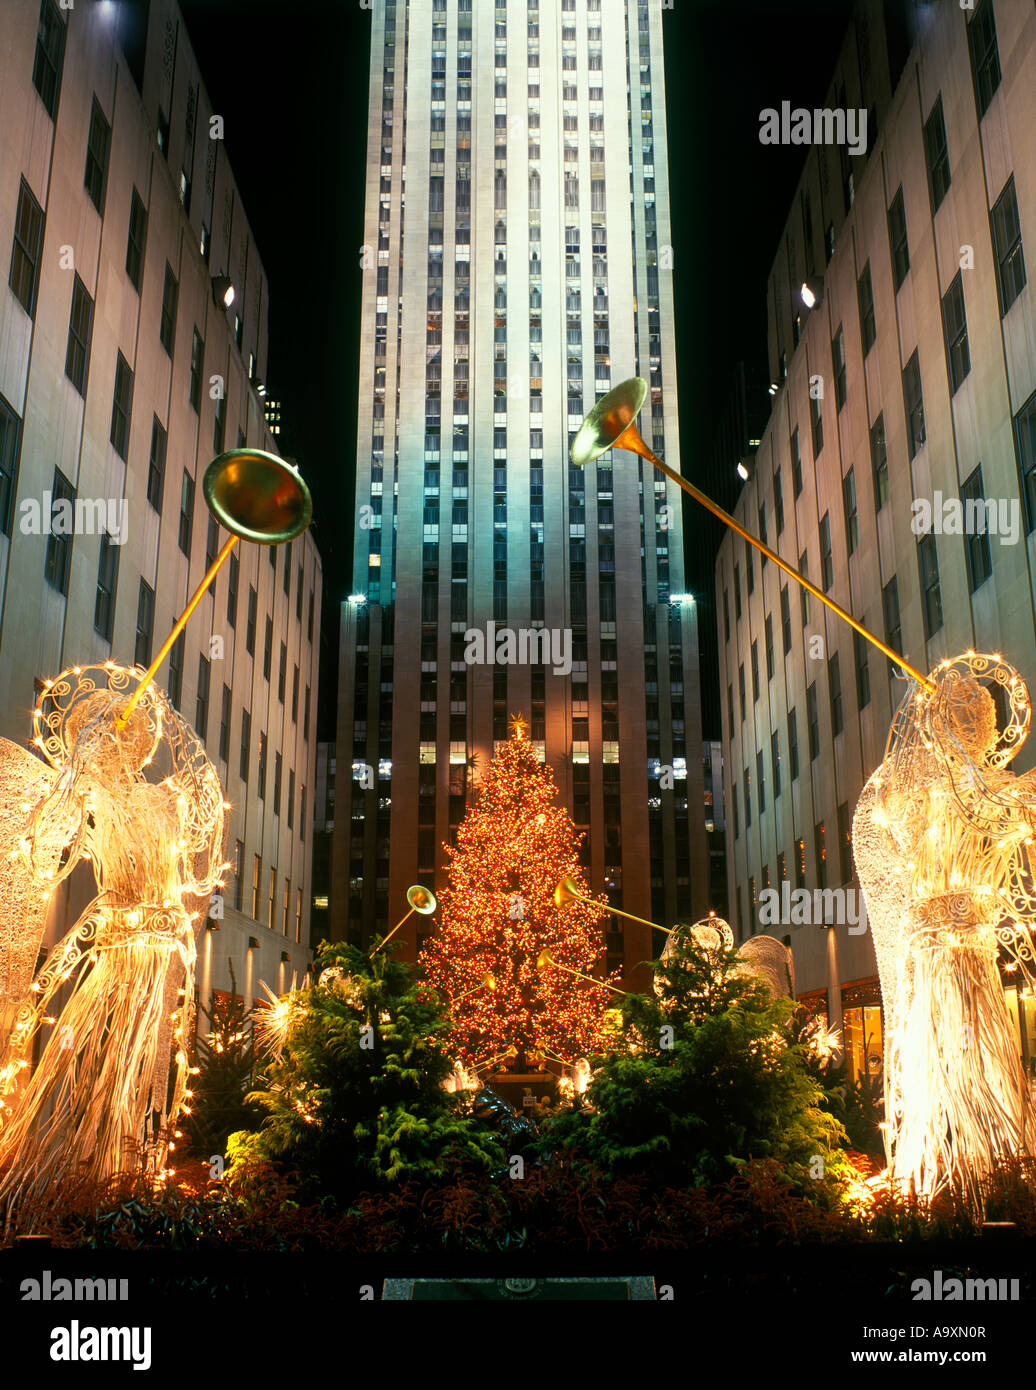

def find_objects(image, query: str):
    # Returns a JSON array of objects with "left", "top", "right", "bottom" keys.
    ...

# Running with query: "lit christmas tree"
[{"left": 420, "top": 716, "right": 619, "bottom": 1066}]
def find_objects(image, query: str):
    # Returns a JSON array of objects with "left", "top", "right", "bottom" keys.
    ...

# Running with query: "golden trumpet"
[
  {"left": 570, "top": 378, "right": 935, "bottom": 693},
  {"left": 117, "top": 449, "right": 313, "bottom": 728},
  {"left": 372, "top": 884, "right": 438, "bottom": 955}
]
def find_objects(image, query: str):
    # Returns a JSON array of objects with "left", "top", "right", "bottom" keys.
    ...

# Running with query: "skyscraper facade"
[
  {"left": 0, "top": 0, "right": 322, "bottom": 1021},
  {"left": 333, "top": 0, "right": 709, "bottom": 982},
  {"left": 716, "top": 0, "right": 1036, "bottom": 1080}
]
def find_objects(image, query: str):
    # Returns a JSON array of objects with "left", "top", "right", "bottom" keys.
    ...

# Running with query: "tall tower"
[{"left": 333, "top": 0, "right": 707, "bottom": 985}]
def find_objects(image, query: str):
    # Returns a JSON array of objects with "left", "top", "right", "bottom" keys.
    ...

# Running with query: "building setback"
[
  {"left": 0, "top": 0, "right": 321, "bottom": 1021},
  {"left": 716, "top": 0, "right": 1036, "bottom": 1082},
  {"left": 333, "top": 0, "right": 709, "bottom": 984}
]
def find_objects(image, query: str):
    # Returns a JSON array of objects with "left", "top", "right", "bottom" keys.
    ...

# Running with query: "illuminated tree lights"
[
  {"left": 420, "top": 721, "right": 620, "bottom": 1065},
  {"left": 854, "top": 653, "right": 1036, "bottom": 1208}
]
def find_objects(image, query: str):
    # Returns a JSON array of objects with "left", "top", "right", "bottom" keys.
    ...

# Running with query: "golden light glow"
[
  {"left": 854, "top": 653, "right": 1036, "bottom": 1210},
  {"left": 0, "top": 663, "right": 226, "bottom": 1211}
]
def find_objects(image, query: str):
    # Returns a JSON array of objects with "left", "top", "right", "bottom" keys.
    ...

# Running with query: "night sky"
[{"left": 179, "top": 0, "right": 857, "bottom": 740}]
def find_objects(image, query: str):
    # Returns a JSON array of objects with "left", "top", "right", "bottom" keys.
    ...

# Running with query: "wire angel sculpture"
[
  {"left": 0, "top": 663, "right": 227, "bottom": 1212},
  {"left": 853, "top": 652, "right": 1036, "bottom": 1207}
]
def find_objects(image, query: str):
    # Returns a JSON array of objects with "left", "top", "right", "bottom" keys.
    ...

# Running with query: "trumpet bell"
[
  {"left": 536, "top": 949, "right": 553, "bottom": 971},
  {"left": 406, "top": 884, "right": 438, "bottom": 914},
  {"left": 554, "top": 876, "right": 583, "bottom": 908},
  {"left": 569, "top": 377, "right": 649, "bottom": 467},
  {"left": 203, "top": 448, "right": 313, "bottom": 545}
]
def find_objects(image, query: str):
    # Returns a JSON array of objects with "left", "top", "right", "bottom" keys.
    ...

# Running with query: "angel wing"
[
  {"left": 0, "top": 738, "right": 64, "bottom": 1013},
  {"left": 852, "top": 769, "right": 912, "bottom": 1024}
]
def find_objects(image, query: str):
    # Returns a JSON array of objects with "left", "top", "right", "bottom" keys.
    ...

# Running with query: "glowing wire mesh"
[
  {"left": 853, "top": 653, "right": 1036, "bottom": 1207},
  {"left": 0, "top": 664, "right": 226, "bottom": 1210}
]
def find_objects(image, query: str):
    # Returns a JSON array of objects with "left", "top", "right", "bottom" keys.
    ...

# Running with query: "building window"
[
  {"left": 227, "top": 550, "right": 239, "bottom": 627},
  {"left": 765, "top": 614, "right": 774, "bottom": 681},
  {"left": 780, "top": 584, "right": 791, "bottom": 655},
  {"left": 84, "top": 96, "right": 111, "bottom": 213},
  {"left": 814, "top": 822, "right": 827, "bottom": 891},
  {"left": 870, "top": 413, "right": 889, "bottom": 510},
  {"left": 178, "top": 470, "right": 194, "bottom": 556},
  {"left": 246, "top": 586, "right": 257, "bottom": 655},
  {"left": 205, "top": 514, "right": 219, "bottom": 571},
  {"left": 110, "top": 351, "right": 133, "bottom": 460},
  {"left": 1017, "top": 391, "right": 1036, "bottom": 534},
  {"left": 92, "top": 531, "right": 119, "bottom": 642},
  {"left": 300, "top": 783, "right": 306, "bottom": 840},
  {"left": 0, "top": 392, "right": 21, "bottom": 537},
  {"left": 233, "top": 839, "right": 243, "bottom": 911},
  {"left": 854, "top": 628, "right": 871, "bottom": 709},
  {"left": 807, "top": 681, "right": 820, "bottom": 761},
  {"left": 274, "top": 751, "right": 282, "bottom": 816},
  {"left": 831, "top": 327, "right": 846, "bottom": 410},
  {"left": 189, "top": 329, "right": 204, "bottom": 411},
  {"left": 214, "top": 392, "right": 226, "bottom": 452},
  {"left": 961, "top": 465, "right": 992, "bottom": 592},
  {"left": 168, "top": 631, "right": 185, "bottom": 709},
  {"left": 263, "top": 617, "right": 273, "bottom": 681},
  {"left": 991, "top": 176, "right": 1026, "bottom": 316},
  {"left": 842, "top": 468, "right": 858, "bottom": 556},
  {"left": 32, "top": 0, "right": 65, "bottom": 118},
  {"left": 773, "top": 468, "right": 784, "bottom": 535},
  {"left": 941, "top": 271, "right": 970, "bottom": 393},
  {"left": 799, "top": 550, "right": 810, "bottom": 624},
  {"left": 125, "top": 188, "right": 147, "bottom": 291},
  {"left": 196, "top": 654, "right": 211, "bottom": 740},
  {"left": 308, "top": 589, "right": 315, "bottom": 641},
  {"left": 252, "top": 854, "right": 261, "bottom": 919},
  {"left": 788, "top": 707, "right": 799, "bottom": 781},
  {"left": 156, "top": 106, "right": 170, "bottom": 157},
  {"left": 733, "top": 564, "right": 741, "bottom": 619},
  {"left": 771, "top": 729, "right": 781, "bottom": 799},
  {"left": 744, "top": 768, "right": 751, "bottom": 828},
  {"left": 923, "top": 94, "right": 950, "bottom": 213},
  {"left": 819, "top": 512, "right": 833, "bottom": 591},
  {"left": 135, "top": 579, "right": 155, "bottom": 667},
  {"left": 278, "top": 641, "right": 287, "bottom": 703},
  {"left": 288, "top": 769, "right": 294, "bottom": 831},
  {"left": 160, "top": 264, "right": 178, "bottom": 355},
  {"left": 791, "top": 427, "right": 802, "bottom": 497},
  {"left": 918, "top": 533, "right": 943, "bottom": 639},
  {"left": 9, "top": 178, "right": 44, "bottom": 318},
  {"left": 857, "top": 262, "right": 876, "bottom": 355},
  {"left": 810, "top": 393, "right": 823, "bottom": 459},
  {"left": 64, "top": 273, "right": 94, "bottom": 396},
  {"left": 722, "top": 589, "right": 730, "bottom": 641},
  {"left": 240, "top": 709, "right": 251, "bottom": 782},
  {"left": 44, "top": 468, "right": 74, "bottom": 594},
  {"left": 829, "top": 651, "right": 843, "bottom": 737},
  {"left": 219, "top": 684, "right": 231, "bottom": 762},
  {"left": 738, "top": 664, "right": 745, "bottom": 722},
  {"left": 751, "top": 640, "right": 759, "bottom": 702},
  {"left": 882, "top": 576, "right": 902, "bottom": 662},
  {"left": 296, "top": 889, "right": 303, "bottom": 944},
  {"left": 145, "top": 415, "right": 166, "bottom": 513},
  {"left": 968, "top": 0, "right": 1001, "bottom": 119},
  {"left": 902, "top": 349, "right": 925, "bottom": 459},
  {"left": 887, "top": 186, "right": 909, "bottom": 291},
  {"left": 795, "top": 836, "right": 806, "bottom": 889},
  {"left": 756, "top": 750, "right": 766, "bottom": 814}
]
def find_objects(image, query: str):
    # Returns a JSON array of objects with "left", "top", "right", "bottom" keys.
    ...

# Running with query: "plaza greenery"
[
  {"left": 535, "top": 932, "right": 848, "bottom": 1188},
  {"left": 224, "top": 941, "right": 507, "bottom": 1204}
]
